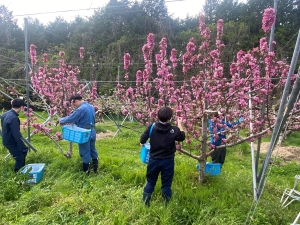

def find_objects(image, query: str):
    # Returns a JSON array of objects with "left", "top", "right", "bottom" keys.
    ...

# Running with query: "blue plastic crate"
[
  {"left": 21, "top": 163, "right": 45, "bottom": 183},
  {"left": 205, "top": 162, "right": 221, "bottom": 176},
  {"left": 62, "top": 125, "right": 91, "bottom": 144}
]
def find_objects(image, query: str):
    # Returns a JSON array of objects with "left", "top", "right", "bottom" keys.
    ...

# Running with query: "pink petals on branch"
[
  {"left": 262, "top": 8, "right": 275, "bottom": 32},
  {"left": 79, "top": 47, "right": 84, "bottom": 59},
  {"left": 30, "top": 44, "right": 37, "bottom": 66},
  {"left": 124, "top": 53, "right": 130, "bottom": 70}
]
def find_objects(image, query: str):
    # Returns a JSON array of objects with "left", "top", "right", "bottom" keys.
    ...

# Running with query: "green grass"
[
  {"left": 282, "top": 131, "right": 300, "bottom": 146},
  {"left": 0, "top": 117, "right": 299, "bottom": 224}
]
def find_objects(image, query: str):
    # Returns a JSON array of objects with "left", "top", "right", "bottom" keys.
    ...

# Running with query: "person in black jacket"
[
  {"left": 140, "top": 107, "right": 185, "bottom": 206},
  {"left": 1, "top": 98, "right": 28, "bottom": 171}
]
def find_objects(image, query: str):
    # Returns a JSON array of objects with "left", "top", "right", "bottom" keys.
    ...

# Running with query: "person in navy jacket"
[
  {"left": 140, "top": 107, "right": 185, "bottom": 206},
  {"left": 1, "top": 98, "right": 28, "bottom": 171},
  {"left": 59, "top": 95, "right": 98, "bottom": 173}
]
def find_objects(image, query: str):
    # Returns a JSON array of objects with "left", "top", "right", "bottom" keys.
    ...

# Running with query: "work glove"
[{"left": 238, "top": 117, "right": 244, "bottom": 123}]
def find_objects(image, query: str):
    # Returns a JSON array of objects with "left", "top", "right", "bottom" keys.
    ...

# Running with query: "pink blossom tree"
[
  {"left": 27, "top": 46, "right": 99, "bottom": 157},
  {"left": 117, "top": 9, "right": 293, "bottom": 183}
]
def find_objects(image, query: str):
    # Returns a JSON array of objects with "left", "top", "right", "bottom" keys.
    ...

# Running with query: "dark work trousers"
[
  {"left": 144, "top": 158, "right": 174, "bottom": 201},
  {"left": 5, "top": 144, "right": 27, "bottom": 171},
  {"left": 78, "top": 129, "right": 98, "bottom": 164},
  {"left": 211, "top": 147, "right": 226, "bottom": 166}
]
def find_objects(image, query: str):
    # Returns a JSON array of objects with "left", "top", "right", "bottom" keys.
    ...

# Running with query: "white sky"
[{"left": 2, "top": 0, "right": 204, "bottom": 27}]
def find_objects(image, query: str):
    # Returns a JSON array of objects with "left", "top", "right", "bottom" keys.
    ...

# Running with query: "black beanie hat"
[{"left": 11, "top": 99, "right": 26, "bottom": 108}]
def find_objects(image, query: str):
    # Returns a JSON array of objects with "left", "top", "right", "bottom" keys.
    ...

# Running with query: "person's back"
[
  {"left": 140, "top": 107, "right": 185, "bottom": 206},
  {"left": 1, "top": 103, "right": 27, "bottom": 148},
  {"left": 148, "top": 122, "right": 183, "bottom": 159},
  {"left": 74, "top": 101, "right": 95, "bottom": 128},
  {"left": 1, "top": 98, "right": 28, "bottom": 171},
  {"left": 1, "top": 110, "right": 17, "bottom": 145},
  {"left": 59, "top": 95, "right": 99, "bottom": 173}
]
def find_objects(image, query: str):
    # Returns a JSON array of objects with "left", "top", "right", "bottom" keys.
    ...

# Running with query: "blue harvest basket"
[
  {"left": 21, "top": 163, "right": 45, "bottom": 183},
  {"left": 62, "top": 125, "right": 91, "bottom": 144},
  {"left": 205, "top": 162, "right": 221, "bottom": 176}
]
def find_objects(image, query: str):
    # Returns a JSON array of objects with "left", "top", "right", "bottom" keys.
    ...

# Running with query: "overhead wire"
[
  {"left": 0, "top": 53, "right": 23, "bottom": 64},
  {"left": 0, "top": 77, "right": 288, "bottom": 83},
  {"left": 13, "top": 8, "right": 144, "bottom": 18},
  {"left": 281, "top": 31, "right": 299, "bottom": 50},
  {"left": 276, "top": 31, "right": 299, "bottom": 61},
  {"left": 89, "top": 0, "right": 94, "bottom": 9},
  {"left": 0, "top": 62, "right": 19, "bottom": 65},
  {"left": 0, "top": 59, "right": 20, "bottom": 65},
  {"left": 12, "top": 0, "right": 189, "bottom": 18},
  {"left": 165, "top": 0, "right": 186, "bottom": 2}
]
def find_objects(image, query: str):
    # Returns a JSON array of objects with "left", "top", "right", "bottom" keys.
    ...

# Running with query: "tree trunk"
[
  {"left": 199, "top": 160, "right": 206, "bottom": 184},
  {"left": 199, "top": 111, "right": 208, "bottom": 184}
]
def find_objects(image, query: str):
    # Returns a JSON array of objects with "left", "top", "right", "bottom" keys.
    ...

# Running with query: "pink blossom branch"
[{"left": 177, "top": 148, "right": 201, "bottom": 161}]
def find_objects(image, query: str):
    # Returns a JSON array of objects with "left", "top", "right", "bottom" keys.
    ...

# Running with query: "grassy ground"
[{"left": 0, "top": 115, "right": 299, "bottom": 225}]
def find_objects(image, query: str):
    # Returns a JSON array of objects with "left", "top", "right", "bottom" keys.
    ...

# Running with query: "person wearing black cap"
[
  {"left": 140, "top": 107, "right": 185, "bottom": 206},
  {"left": 1, "top": 98, "right": 28, "bottom": 171},
  {"left": 59, "top": 95, "right": 99, "bottom": 173}
]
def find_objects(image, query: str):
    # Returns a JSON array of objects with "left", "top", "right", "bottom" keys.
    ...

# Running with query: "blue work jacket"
[
  {"left": 1, "top": 109, "right": 27, "bottom": 150},
  {"left": 59, "top": 102, "right": 95, "bottom": 128},
  {"left": 208, "top": 119, "right": 240, "bottom": 146}
]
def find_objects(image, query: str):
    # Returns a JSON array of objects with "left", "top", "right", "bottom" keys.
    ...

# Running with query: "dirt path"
[
  {"left": 259, "top": 142, "right": 300, "bottom": 163},
  {"left": 96, "top": 130, "right": 115, "bottom": 140}
]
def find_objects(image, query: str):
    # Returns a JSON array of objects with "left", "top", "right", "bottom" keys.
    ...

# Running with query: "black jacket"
[
  {"left": 1, "top": 109, "right": 27, "bottom": 150},
  {"left": 140, "top": 122, "right": 185, "bottom": 159}
]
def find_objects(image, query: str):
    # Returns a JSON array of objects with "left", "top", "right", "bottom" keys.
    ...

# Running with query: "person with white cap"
[{"left": 59, "top": 95, "right": 99, "bottom": 174}]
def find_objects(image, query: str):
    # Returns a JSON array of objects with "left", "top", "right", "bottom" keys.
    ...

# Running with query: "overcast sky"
[{"left": 2, "top": 0, "right": 205, "bottom": 27}]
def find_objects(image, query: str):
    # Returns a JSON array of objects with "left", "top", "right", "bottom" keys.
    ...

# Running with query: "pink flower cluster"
[
  {"left": 183, "top": 38, "right": 197, "bottom": 74},
  {"left": 30, "top": 44, "right": 37, "bottom": 66},
  {"left": 262, "top": 8, "right": 275, "bottom": 32},
  {"left": 142, "top": 33, "right": 155, "bottom": 62},
  {"left": 42, "top": 53, "right": 48, "bottom": 63},
  {"left": 199, "top": 15, "right": 211, "bottom": 39},
  {"left": 79, "top": 47, "right": 84, "bottom": 59},
  {"left": 124, "top": 53, "right": 130, "bottom": 70},
  {"left": 170, "top": 49, "right": 178, "bottom": 68},
  {"left": 217, "top": 19, "right": 223, "bottom": 40}
]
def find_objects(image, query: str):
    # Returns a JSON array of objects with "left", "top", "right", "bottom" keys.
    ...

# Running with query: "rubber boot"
[
  {"left": 83, "top": 163, "right": 90, "bottom": 174},
  {"left": 162, "top": 194, "right": 171, "bottom": 205},
  {"left": 142, "top": 192, "right": 152, "bottom": 207},
  {"left": 92, "top": 158, "right": 98, "bottom": 173}
]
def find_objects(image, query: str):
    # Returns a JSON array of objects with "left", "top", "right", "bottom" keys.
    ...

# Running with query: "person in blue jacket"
[
  {"left": 1, "top": 98, "right": 28, "bottom": 171},
  {"left": 59, "top": 95, "right": 98, "bottom": 173},
  {"left": 140, "top": 107, "right": 185, "bottom": 206},
  {"left": 208, "top": 112, "right": 243, "bottom": 166}
]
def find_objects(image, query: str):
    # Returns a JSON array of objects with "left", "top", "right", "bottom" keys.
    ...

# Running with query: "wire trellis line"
[{"left": 0, "top": 77, "right": 290, "bottom": 83}]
